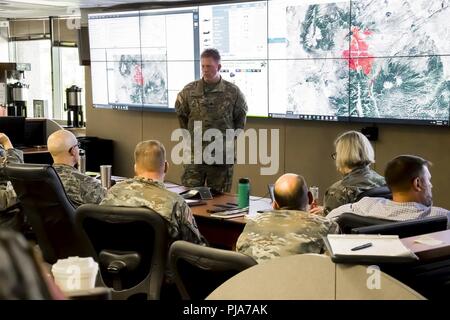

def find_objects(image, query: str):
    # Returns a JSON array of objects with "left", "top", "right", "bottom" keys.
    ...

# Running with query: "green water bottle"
[{"left": 238, "top": 178, "right": 250, "bottom": 208}]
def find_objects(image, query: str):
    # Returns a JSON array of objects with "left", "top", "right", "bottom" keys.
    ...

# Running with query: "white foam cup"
[{"left": 51, "top": 256, "right": 99, "bottom": 292}]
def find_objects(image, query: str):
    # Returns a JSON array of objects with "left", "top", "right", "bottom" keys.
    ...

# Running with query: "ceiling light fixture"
[{"left": 1, "top": 0, "right": 74, "bottom": 7}]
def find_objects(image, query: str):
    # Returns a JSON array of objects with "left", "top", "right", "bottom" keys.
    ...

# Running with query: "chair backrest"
[
  {"left": 356, "top": 185, "right": 392, "bottom": 202},
  {"left": 4, "top": 163, "right": 90, "bottom": 264},
  {"left": 336, "top": 212, "right": 393, "bottom": 234},
  {"left": 75, "top": 204, "right": 168, "bottom": 300},
  {"left": 352, "top": 215, "right": 448, "bottom": 238},
  {"left": 168, "top": 240, "right": 257, "bottom": 300}
]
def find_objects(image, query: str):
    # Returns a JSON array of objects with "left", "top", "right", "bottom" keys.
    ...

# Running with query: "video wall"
[{"left": 88, "top": 0, "right": 450, "bottom": 126}]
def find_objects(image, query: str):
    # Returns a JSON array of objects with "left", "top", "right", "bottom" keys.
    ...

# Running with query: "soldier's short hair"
[
  {"left": 334, "top": 130, "right": 375, "bottom": 171},
  {"left": 201, "top": 48, "right": 221, "bottom": 62},
  {"left": 274, "top": 174, "right": 309, "bottom": 210},
  {"left": 385, "top": 155, "right": 431, "bottom": 192},
  {"left": 134, "top": 140, "right": 166, "bottom": 172}
]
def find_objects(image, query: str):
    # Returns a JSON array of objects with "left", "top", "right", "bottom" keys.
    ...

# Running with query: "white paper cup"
[{"left": 51, "top": 256, "right": 99, "bottom": 292}]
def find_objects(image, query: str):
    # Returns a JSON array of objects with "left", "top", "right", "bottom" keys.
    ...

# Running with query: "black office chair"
[
  {"left": 168, "top": 240, "right": 257, "bottom": 300},
  {"left": 336, "top": 212, "right": 394, "bottom": 234},
  {"left": 3, "top": 163, "right": 90, "bottom": 264},
  {"left": 352, "top": 215, "right": 448, "bottom": 238},
  {"left": 0, "top": 229, "right": 54, "bottom": 300},
  {"left": 75, "top": 204, "right": 168, "bottom": 300},
  {"left": 355, "top": 185, "right": 392, "bottom": 201}
]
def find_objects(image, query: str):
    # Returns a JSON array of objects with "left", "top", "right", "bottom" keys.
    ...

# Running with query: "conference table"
[
  {"left": 20, "top": 146, "right": 53, "bottom": 165},
  {"left": 401, "top": 229, "right": 450, "bottom": 261},
  {"left": 164, "top": 181, "right": 272, "bottom": 249},
  {"left": 117, "top": 180, "right": 450, "bottom": 255},
  {"left": 99, "top": 177, "right": 271, "bottom": 249},
  {"left": 206, "top": 254, "right": 425, "bottom": 300}
]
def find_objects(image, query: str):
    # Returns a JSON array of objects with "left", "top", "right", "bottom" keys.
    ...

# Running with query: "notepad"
[
  {"left": 210, "top": 207, "right": 248, "bottom": 219},
  {"left": 324, "top": 234, "right": 419, "bottom": 264}
]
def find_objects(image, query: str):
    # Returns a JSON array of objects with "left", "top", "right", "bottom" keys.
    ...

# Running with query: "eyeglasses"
[
  {"left": 68, "top": 142, "right": 81, "bottom": 154},
  {"left": 331, "top": 152, "right": 337, "bottom": 160}
]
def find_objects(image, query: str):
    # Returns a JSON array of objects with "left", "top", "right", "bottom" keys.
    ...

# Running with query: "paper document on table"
[
  {"left": 413, "top": 236, "right": 443, "bottom": 246},
  {"left": 210, "top": 207, "right": 248, "bottom": 219},
  {"left": 324, "top": 234, "right": 418, "bottom": 264}
]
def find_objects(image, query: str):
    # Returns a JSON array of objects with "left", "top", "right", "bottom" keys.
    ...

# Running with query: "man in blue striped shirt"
[{"left": 327, "top": 155, "right": 449, "bottom": 227}]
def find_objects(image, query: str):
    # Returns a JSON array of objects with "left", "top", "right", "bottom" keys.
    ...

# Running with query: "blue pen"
[{"left": 351, "top": 242, "right": 373, "bottom": 251}]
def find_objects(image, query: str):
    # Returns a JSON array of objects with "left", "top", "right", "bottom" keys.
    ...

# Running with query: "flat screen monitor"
[
  {"left": 0, "top": 116, "right": 26, "bottom": 147},
  {"left": 88, "top": 0, "right": 450, "bottom": 126}
]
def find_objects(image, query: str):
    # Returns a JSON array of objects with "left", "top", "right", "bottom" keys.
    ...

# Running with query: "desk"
[
  {"left": 20, "top": 146, "right": 52, "bottom": 164},
  {"left": 20, "top": 146, "right": 49, "bottom": 154},
  {"left": 192, "top": 195, "right": 271, "bottom": 249},
  {"left": 376, "top": 230, "right": 450, "bottom": 299},
  {"left": 206, "top": 254, "right": 424, "bottom": 300},
  {"left": 401, "top": 229, "right": 450, "bottom": 261},
  {"left": 165, "top": 182, "right": 271, "bottom": 249},
  {"left": 98, "top": 180, "right": 270, "bottom": 250}
]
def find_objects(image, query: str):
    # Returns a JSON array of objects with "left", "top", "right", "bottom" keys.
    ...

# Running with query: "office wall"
[{"left": 85, "top": 67, "right": 450, "bottom": 209}]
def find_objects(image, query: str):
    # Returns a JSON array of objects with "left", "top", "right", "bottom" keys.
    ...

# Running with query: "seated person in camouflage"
[
  {"left": 0, "top": 133, "right": 25, "bottom": 229},
  {"left": 100, "top": 140, "right": 206, "bottom": 245},
  {"left": 236, "top": 173, "right": 339, "bottom": 264},
  {"left": 0, "top": 133, "right": 24, "bottom": 210},
  {"left": 310, "top": 130, "right": 385, "bottom": 216},
  {"left": 47, "top": 129, "right": 106, "bottom": 207}
]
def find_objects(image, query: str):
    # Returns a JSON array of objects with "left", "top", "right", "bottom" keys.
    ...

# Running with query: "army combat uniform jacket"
[
  {"left": 323, "top": 165, "right": 385, "bottom": 215},
  {"left": 53, "top": 164, "right": 106, "bottom": 207},
  {"left": 0, "top": 148, "right": 23, "bottom": 210},
  {"left": 175, "top": 77, "right": 248, "bottom": 164},
  {"left": 236, "top": 210, "right": 339, "bottom": 264},
  {"left": 100, "top": 177, "right": 206, "bottom": 245}
]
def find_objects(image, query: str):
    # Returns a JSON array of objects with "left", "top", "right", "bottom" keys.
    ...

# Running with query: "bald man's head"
[
  {"left": 47, "top": 130, "right": 79, "bottom": 165},
  {"left": 273, "top": 173, "right": 310, "bottom": 211},
  {"left": 134, "top": 140, "right": 166, "bottom": 174}
]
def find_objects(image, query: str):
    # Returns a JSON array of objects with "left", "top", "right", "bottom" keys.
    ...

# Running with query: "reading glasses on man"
[{"left": 68, "top": 142, "right": 81, "bottom": 153}]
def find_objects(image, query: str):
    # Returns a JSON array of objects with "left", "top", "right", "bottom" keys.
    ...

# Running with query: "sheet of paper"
[
  {"left": 413, "top": 236, "right": 443, "bottom": 246},
  {"left": 327, "top": 234, "right": 414, "bottom": 257}
]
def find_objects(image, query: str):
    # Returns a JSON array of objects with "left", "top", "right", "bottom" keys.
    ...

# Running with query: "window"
[
  {"left": 9, "top": 40, "right": 53, "bottom": 118},
  {"left": 0, "top": 25, "right": 8, "bottom": 61},
  {"left": 52, "top": 46, "right": 85, "bottom": 121},
  {"left": 8, "top": 17, "right": 85, "bottom": 122}
]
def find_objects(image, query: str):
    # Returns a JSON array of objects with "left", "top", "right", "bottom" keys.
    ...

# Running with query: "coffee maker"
[
  {"left": 0, "top": 63, "right": 30, "bottom": 117},
  {"left": 65, "top": 85, "right": 84, "bottom": 127},
  {"left": 8, "top": 80, "right": 28, "bottom": 117}
]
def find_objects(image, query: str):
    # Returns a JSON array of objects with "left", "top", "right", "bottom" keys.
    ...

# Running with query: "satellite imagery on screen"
[
  {"left": 109, "top": 54, "right": 168, "bottom": 106},
  {"left": 88, "top": 0, "right": 450, "bottom": 126}
]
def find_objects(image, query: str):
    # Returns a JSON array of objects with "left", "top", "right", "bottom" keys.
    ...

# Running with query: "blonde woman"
[{"left": 310, "top": 131, "right": 385, "bottom": 215}]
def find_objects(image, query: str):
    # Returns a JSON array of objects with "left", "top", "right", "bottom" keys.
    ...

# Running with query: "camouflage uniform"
[
  {"left": 175, "top": 78, "right": 248, "bottom": 192},
  {"left": 0, "top": 148, "right": 24, "bottom": 210},
  {"left": 236, "top": 210, "right": 339, "bottom": 264},
  {"left": 0, "top": 148, "right": 24, "bottom": 230},
  {"left": 100, "top": 177, "right": 206, "bottom": 245},
  {"left": 323, "top": 165, "right": 385, "bottom": 215},
  {"left": 53, "top": 164, "right": 106, "bottom": 207}
]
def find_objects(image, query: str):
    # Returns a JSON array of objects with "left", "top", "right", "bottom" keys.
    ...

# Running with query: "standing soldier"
[{"left": 175, "top": 48, "right": 248, "bottom": 193}]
